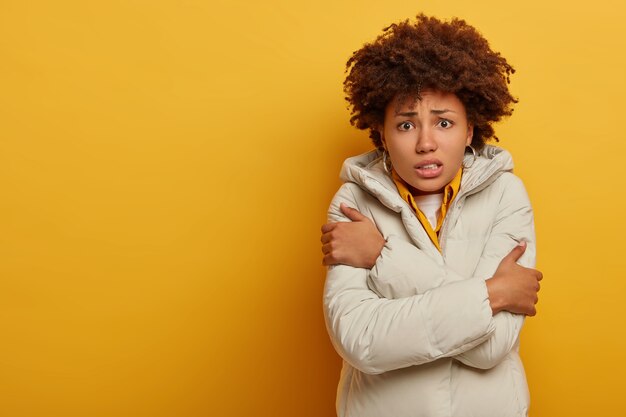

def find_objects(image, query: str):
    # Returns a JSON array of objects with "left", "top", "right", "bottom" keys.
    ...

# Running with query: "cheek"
[
  {"left": 443, "top": 140, "right": 468, "bottom": 165},
  {"left": 387, "top": 141, "right": 414, "bottom": 165},
  {"left": 385, "top": 135, "right": 405, "bottom": 154},
  {"left": 387, "top": 149, "right": 405, "bottom": 169}
]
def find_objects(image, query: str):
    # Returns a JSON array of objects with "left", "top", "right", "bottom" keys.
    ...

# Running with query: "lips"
[
  {"left": 414, "top": 159, "right": 443, "bottom": 178},
  {"left": 419, "top": 163, "right": 439, "bottom": 170}
]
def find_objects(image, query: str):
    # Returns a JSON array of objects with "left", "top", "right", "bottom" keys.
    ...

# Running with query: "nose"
[{"left": 415, "top": 127, "right": 437, "bottom": 153}]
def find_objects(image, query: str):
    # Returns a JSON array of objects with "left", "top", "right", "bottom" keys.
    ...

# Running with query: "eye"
[
  {"left": 437, "top": 119, "right": 453, "bottom": 129},
  {"left": 397, "top": 121, "right": 414, "bottom": 131}
]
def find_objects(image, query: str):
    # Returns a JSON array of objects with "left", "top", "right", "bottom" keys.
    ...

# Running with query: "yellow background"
[{"left": 1, "top": 1, "right": 624, "bottom": 416}]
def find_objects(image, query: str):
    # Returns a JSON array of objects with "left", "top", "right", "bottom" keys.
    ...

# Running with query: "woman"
[{"left": 321, "top": 15, "right": 542, "bottom": 417}]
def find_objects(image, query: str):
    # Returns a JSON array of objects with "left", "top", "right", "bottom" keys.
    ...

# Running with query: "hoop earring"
[
  {"left": 464, "top": 145, "right": 477, "bottom": 168},
  {"left": 382, "top": 150, "right": 392, "bottom": 175}
]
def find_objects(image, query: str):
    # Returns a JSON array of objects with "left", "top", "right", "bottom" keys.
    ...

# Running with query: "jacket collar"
[{"left": 339, "top": 145, "right": 514, "bottom": 213}]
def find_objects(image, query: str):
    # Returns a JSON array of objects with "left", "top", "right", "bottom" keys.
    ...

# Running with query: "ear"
[{"left": 465, "top": 123, "right": 474, "bottom": 147}]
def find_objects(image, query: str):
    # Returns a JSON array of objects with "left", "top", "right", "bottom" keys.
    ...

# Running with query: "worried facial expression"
[{"left": 382, "top": 90, "right": 473, "bottom": 195}]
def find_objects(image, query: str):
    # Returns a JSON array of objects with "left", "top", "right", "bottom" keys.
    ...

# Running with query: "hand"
[
  {"left": 321, "top": 203, "right": 386, "bottom": 268},
  {"left": 486, "top": 241, "right": 543, "bottom": 316}
]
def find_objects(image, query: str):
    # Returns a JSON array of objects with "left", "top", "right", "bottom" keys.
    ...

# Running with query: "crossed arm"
[{"left": 322, "top": 179, "right": 542, "bottom": 372}]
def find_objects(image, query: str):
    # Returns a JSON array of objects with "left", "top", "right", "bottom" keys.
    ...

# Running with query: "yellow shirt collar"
[{"left": 391, "top": 168, "right": 463, "bottom": 251}]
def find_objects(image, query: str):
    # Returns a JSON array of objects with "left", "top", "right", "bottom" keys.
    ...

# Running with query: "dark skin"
[{"left": 321, "top": 203, "right": 543, "bottom": 316}]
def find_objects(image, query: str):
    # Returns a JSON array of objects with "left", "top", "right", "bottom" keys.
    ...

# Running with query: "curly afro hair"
[{"left": 344, "top": 14, "right": 517, "bottom": 151}]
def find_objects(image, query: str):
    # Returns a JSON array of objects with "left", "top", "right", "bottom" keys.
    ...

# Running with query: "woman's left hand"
[{"left": 321, "top": 203, "right": 386, "bottom": 268}]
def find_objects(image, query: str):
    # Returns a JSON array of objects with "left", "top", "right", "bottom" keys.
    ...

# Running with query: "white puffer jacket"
[{"left": 323, "top": 146, "right": 536, "bottom": 417}]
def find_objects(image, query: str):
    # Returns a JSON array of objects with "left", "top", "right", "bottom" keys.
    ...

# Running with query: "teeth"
[{"left": 420, "top": 164, "right": 438, "bottom": 170}]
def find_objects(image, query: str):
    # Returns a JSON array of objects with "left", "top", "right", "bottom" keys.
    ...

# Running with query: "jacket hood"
[{"left": 339, "top": 145, "right": 514, "bottom": 212}]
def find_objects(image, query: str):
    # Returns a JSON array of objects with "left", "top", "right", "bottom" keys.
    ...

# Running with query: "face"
[{"left": 381, "top": 90, "right": 473, "bottom": 195}]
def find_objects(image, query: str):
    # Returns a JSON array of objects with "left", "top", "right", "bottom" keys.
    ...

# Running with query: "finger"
[
  {"left": 320, "top": 232, "right": 332, "bottom": 244},
  {"left": 321, "top": 222, "right": 338, "bottom": 234},
  {"left": 536, "top": 271, "right": 543, "bottom": 281},
  {"left": 321, "top": 243, "right": 332, "bottom": 255},
  {"left": 323, "top": 254, "right": 338, "bottom": 266},
  {"left": 340, "top": 203, "right": 367, "bottom": 222},
  {"left": 504, "top": 241, "right": 527, "bottom": 263}
]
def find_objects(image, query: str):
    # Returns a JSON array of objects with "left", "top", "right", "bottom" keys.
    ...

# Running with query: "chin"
[{"left": 411, "top": 182, "right": 446, "bottom": 195}]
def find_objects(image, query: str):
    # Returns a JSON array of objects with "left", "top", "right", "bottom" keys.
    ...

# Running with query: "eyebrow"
[{"left": 394, "top": 109, "right": 457, "bottom": 116}]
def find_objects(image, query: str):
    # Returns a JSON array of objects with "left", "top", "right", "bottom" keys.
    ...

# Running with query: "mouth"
[
  {"left": 418, "top": 163, "right": 440, "bottom": 170},
  {"left": 414, "top": 160, "right": 443, "bottom": 178}
]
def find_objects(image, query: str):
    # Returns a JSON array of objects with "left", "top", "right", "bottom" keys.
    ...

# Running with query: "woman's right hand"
[
  {"left": 321, "top": 203, "right": 386, "bottom": 268},
  {"left": 486, "top": 241, "right": 543, "bottom": 316}
]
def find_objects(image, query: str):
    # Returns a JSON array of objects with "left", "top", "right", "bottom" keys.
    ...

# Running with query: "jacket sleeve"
[
  {"left": 369, "top": 174, "right": 536, "bottom": 369},
  {"left": 323, "top": 183, "right": 496, "bottom": 375}
]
